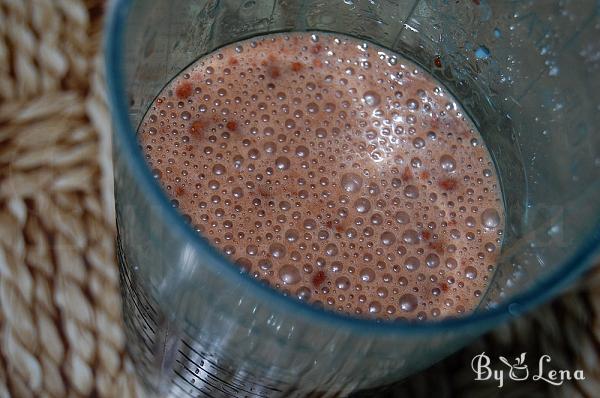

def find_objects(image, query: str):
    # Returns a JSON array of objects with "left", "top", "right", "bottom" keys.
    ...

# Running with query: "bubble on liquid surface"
[
  {"left": 279, "top": 264, "right": 301, "bottom": 285},
  {"left": 413, "top": 137, "right": 425, "bottom": 149},
  {"left": 425, "top": 253, "right": 440, "bottom": 268},
  {"left": 465, "top": 266, "right": 478, "bottom": 280},
  {"left": 296, "top": 286, "right": 311, "bottom": 300},
  {"left": 399, "top": 294, "right": 418, "bottom": 312},
  {"left": 336, "top": 276, "right": 350, "bottom": 290},
  {"left": 354, "top": 197, "right": 371, "bottom": 213},
  {"left": 269, "top": 243, "right": 286, "bottom": 258},
  {"left": 402, "top": 229, "right": 419, "bottom": 244},
  {"left": 371, "top": 213, "right": 383, "bottom": 225},
  {"left": 406, "top": 99, "right": 419, "bottom": 110},
  {"left": 404, "top": 256, "right": 420, "bottom": 271},
  {"left": 303, "top": 218, "right": 317, "bottom": 230},
  {"left": 465, "top": 216, "right": 476, "bottom": 228},
  {"left": 235, "top": 258, "right": 252, "bottom": 272},
  {"left": 380, "top": 231, "right": 396, "bottom": 246},
  {"left": 363, "top": 91, "right": 381, "bottom": 106},
  {"left": 360, "top": 268, "right": 376, "bottom": 282},
  {"left": 295, "top": 145, "right": 310, "bottom": 158},
  {"left": 325, "top": 243, "right": 339, "bottom": 256},
  {"left": 368, "top": 301, "right": 382, "bottom": 314},
  {"left": 404, "top": 185, "right": 419, "bottom": 199},
  {"left": 445, "top": 258, "right": 457, "bottom": 270},
  {"left": 258, "top": 259, "right": 272, "bottom": 270},
  {"left": 275, "top": 156, "right": 291, "bottom": 170},
  {"left": 439, "top": 154, "right": 456, "bottom": 172},
  {"left": 341, "top": 173, "right": 363, "bottom": 193},
  {"left": 331, "top": 261, "right": 343, "bottom": 273},
  {"left": 396, "top": 211, "right": 410, "bottom": 224},
  {"left": 481, "top": 208, "right": 500, "bottom": 229},
  {"left": 213, "top": 164, "right": 226, "bottom": 175}
]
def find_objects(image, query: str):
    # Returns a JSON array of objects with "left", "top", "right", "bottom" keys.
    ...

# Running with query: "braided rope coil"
[{"left": 0, "top": 1, "right": 139, "bottom": 396}]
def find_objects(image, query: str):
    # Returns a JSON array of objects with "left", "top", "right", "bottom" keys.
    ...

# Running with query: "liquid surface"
[{"left": 138, "top": 32, "right": 505, "bottom": 320}]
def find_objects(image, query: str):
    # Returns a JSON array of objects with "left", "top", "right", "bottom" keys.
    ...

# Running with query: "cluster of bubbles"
[{"left": 139, "top": 32, "right": 505, "bottom": 321}]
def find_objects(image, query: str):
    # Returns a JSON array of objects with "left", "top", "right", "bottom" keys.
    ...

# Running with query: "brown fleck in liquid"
[{"left": 138, "top": 32, "right": 505, "bottom": 321}]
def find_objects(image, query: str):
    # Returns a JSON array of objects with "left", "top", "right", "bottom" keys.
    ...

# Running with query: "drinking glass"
[{"left": 105, "top": 0, "right": 600, "bottom": 396}]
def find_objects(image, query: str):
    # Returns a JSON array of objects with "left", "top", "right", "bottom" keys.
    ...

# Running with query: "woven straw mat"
[{"left": 0, "top": 1, "right": 598, "bottom": 397}]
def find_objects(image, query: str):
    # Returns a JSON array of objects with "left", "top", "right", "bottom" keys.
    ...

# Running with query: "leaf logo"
[{"left": 499, "top": 352, "right": 529, "bottom": 381}]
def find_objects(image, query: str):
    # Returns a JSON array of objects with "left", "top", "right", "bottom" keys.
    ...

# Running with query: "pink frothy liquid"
[{"left": 138, "top": 32, "right": 504, "bottom": 320}]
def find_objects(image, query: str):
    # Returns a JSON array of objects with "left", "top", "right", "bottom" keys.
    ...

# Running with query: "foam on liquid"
[{"left": 139, "top": 32, "right": 505, "bottom": 321}]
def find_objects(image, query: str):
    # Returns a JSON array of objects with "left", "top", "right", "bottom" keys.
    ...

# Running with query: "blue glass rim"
[{"left": 104, "top": 0, "right": 600, "bottom": 336}]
